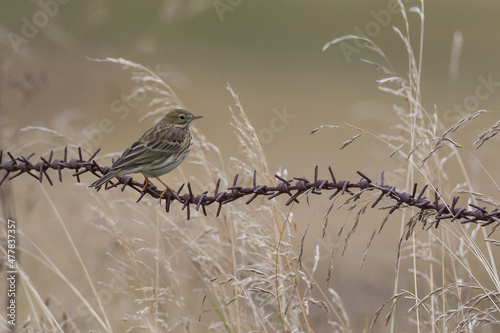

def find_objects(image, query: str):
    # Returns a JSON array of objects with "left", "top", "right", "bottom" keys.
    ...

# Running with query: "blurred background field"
[{"left": 1, "top": 1, "right": 500, "bottom": 332}]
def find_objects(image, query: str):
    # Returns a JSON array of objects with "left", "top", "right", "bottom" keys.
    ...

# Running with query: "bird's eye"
[{"left": 179, "top": 115, "right": 185, "bottom": 120}]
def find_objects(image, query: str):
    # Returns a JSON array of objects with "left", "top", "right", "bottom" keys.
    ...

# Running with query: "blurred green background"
[{"left": 1, "top": 0, "right": 500, "bottom": 331}]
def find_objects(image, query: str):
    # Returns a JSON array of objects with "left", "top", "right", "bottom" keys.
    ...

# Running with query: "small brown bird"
[{"left": 88, "top": 109, "right": 202, "bottom": 194}]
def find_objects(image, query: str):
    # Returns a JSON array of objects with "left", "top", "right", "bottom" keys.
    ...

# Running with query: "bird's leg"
[
  {"left": 142, "top": 176, "right": 153, "bottom": 192},
  {"left": 154, "top": 176, "right": 177, "bottom": 200}
]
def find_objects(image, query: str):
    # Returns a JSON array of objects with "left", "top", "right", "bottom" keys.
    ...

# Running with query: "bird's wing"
[{"left": 110, "top": 126, "right": 188, "bottom": 170}]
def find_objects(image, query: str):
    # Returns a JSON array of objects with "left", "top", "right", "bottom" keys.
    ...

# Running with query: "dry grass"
[
  {"left": 321, "top": 1, "right": 500, "bottom": 332},
  {"left": 1, "top": 58, "right": 350, "bottom": 332}
]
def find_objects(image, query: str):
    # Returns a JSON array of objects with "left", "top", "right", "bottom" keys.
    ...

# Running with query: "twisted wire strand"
[{"left": 0, "top": 148, "right": 498, "bottom": 224}]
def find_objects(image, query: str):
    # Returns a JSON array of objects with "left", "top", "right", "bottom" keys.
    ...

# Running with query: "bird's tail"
[{"left": 88, "top": 170, "right": 119, "bottom": 190}]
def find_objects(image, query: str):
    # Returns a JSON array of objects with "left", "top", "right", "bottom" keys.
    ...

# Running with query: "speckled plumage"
[{"left": 89, "top": 109, "right": 202, "bottom": 191}]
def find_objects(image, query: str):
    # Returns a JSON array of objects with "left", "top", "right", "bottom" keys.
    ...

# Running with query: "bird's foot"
[{"left": 159, "top": 186, "right": 178, "bottom": 205}]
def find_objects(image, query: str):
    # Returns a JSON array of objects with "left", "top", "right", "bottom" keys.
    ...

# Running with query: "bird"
[{"left": 88, "top": 109, "right": 202, "bottom": 196}]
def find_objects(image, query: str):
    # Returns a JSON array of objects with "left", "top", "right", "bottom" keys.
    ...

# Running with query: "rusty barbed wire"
[{"left": 0, "top": 148, "right": 499, "bottom": 225}]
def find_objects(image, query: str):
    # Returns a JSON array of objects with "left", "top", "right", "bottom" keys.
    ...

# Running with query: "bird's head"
[{"left": 162, "top": 109, "right": 203, "bottom": 126}]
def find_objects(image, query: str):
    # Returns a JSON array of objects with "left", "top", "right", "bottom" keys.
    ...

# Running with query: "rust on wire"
[{"left": 0, "top": 148, "right": 499, "bottom": 225}]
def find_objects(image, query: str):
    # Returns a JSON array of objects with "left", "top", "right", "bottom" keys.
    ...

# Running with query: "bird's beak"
[{"left": 191, "top": 115, "right": 203, "bottom": 120}]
